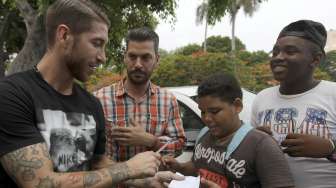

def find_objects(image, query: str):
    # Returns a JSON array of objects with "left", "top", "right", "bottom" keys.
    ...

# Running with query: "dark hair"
[
  {"left": 197, "top": 73, "right": 242, "bottom": 103},
  {"left": 125, "top": 27, "right": 159, "bottom": 54},
  {"left": 307, "top": 40, "right": 326, "bottom": 64},
  {"left": 46, "top": 0, "right": 110, "bottom": 47}
]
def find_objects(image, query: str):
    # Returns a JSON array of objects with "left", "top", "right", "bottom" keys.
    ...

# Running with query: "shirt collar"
[{"left": 115, "top": 79, "right": 158, "bottom": 97}]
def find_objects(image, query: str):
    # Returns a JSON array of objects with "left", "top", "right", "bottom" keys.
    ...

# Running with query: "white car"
[{"left": 166, "top": 86, "right": 256, "bottom": 161}]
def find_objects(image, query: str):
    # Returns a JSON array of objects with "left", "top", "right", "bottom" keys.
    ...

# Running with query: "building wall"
[{"left": 326, "top": 30, "right": 336, "bottom": 52}]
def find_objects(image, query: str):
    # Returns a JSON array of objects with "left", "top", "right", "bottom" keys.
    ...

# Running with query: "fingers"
[
  {"left": 150, "top": 151, "right": 162, "bottom": 168},
  {"left": 129, "top": 118, "right": 141, "bottom": 127},
  {"left": 163, "top": 182, "right": 169, "bottom": 187},
  {"left": 156, "top": 171, "right": 185, "bottom": 182},
  {"left": 281, "top": 138, "right": 304, "bottom": 147},
  {"left": 282, "top": 145, "right": 304, "bottom": 156},
  {"left": 281, "top": 135, "right": 305, "bottom": 157},
  {"left": 285, "top": 133, "right": 301, "bottom": 139},
  {"left": 128, "top": 151, "right": 162, "bottom": 178},
  {"left": 161, "top": 155, "right": 177, "bottom": 171},
  {"left": 144, "top": 152, "right": 161, "bottom": 177},
  {"left": 111, "top": 127, "right": 131, "bottom": 133},
  {"left": 201, "top": 178, "right": 220, "bottom": 188},
  {"left": 162, "top": 155, "right": 175, "bottom": 164},
  {"left": 256, "top": 126, "right": 273, "bottom": 136},
  {"left": 170, "top": 172, "right": 185, "bottom": 181},
  {"left": 110, "top": 131, "right": 131, "bottom": 138}
]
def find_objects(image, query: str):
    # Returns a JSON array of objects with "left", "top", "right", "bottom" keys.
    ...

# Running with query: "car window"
[
  {"left": 178, "top": 101, "right": 204, "bottom": 130},
  {"left": 178, "top": 101, "right": 205, "bottom": 150}
]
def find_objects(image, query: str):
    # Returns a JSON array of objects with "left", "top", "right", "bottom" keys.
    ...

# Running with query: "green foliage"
[
  {"left": 314, "top": 67, "right": 333, "bottom": 81},
  {"left": 206, "top": 0, "right": 267, "bottom": 25},
  {"left": 159, "top": 48, "right": 169, "bottom": 58},
  {"left": 0, "top": 2, "right": 26, "bottom": 54},
  {"left": 325, "top": 50, "right": 336, "bottom": 67},
  {"left": 237, "top": 50, "right": 269, "bottom": 64},
  {"left": 174, "top": 43, "right": 202, "bottom": 56},
  {"left": 152, "top": 53, "right": 234, "bottom": 86},
  {"left": 1, "top": 0, "right": 177, "bottom": 72},
  {"left": 205, "top": 35, "right": 245, "bottom": 53},
  {"left": 320, "top": 50, "right": 336, "bottom": 81},
  {"left": 86, "top": 67, "right": 122, "bottom": 92},
  {"left": 90, "top": 48, "right": 335, "bottom": 93},
  {"left": 206, "top": 0, "right": 231, "bottom": 25}
]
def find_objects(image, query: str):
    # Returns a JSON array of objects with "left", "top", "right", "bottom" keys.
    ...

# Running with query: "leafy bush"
[
  {"left": 174, "top": 43, "right": 202, "bottom": 56},
  {"left": 85, "top": 68, "right": 122, "bottom": 92}
]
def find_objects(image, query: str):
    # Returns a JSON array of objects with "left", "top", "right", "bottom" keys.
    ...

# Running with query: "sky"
[{"left": 156, "top": 0, "right": 336, "bottom": 52}]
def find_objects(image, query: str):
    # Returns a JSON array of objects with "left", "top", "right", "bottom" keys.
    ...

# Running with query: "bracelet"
[
  {"left": 329, "top": 139, "right": 335, "bottom": 150},
  {"left": 327, "top": 139, "right": 336, "bottom": 162}
]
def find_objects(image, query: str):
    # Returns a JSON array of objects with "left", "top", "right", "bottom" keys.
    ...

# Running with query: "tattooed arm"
[
  {"left": 0, "top": 143, "right": 161, "bottom": 188},
  {"left": 91, "top": 155, "right": 115, "bottom": 170}
]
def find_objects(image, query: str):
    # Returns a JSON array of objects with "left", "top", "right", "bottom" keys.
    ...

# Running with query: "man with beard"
[
  {"left": 251, "top": 20, "right": 336, "bottom": 188},
  {"left": 94, "top": 27, "right": 185, "bottom": 164},
  {"left": 0, "top": 1, "right": 166, "bottom": 188}
]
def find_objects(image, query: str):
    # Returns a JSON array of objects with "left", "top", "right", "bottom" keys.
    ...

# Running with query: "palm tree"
[
  {"left": 196, "top": 0, "right": 209, "bottom": 52},
  {"left": 229, "top": 0, "right": 263, "bottom": 52},
  {"left": 228, "top": 0, "right": 264, "bottom": 75}
]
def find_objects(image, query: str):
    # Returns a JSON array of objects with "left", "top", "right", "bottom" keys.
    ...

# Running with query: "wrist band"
[
  {"left": 327, "top": 139, "right": 336, "bottom": 162},
  {"left": 329, "top": 139, "right": 335, "bottom": 151}
]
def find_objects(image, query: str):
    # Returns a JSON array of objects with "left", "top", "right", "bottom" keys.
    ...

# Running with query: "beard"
[
  {"left": 65, "top": 39, "right": 89, "bottom": 82},
  {"left": 127, "top": 69, "right": 151, "bottom": 85},
  {"left": 66, "top": 57, "right": 87, "bottom": 82}
]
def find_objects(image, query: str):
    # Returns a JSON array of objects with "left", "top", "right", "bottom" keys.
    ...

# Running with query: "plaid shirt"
[{"left": 94, "top": 80, "right": 185, "bottom": 161}]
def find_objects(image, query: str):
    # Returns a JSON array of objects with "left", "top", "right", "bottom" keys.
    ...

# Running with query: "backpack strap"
[
  {"left": 194, "top": 123, "right": 253, "bottom": 160},
  {"left": 225, "top": 123, "right": 253, "bottom": 160}
]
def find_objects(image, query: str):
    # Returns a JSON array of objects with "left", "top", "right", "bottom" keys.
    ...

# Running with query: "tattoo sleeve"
[
  {"left": 1, "top": 143, "right": 45, "bottom": 183},
  {"left": 106, "top": 162, "right": 131, "bottom": 186},
  {"left": 0, "top": 143, "right": 133, "bottom": 188}
]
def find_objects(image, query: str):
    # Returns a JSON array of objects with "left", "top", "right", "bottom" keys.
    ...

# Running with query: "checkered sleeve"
[
  {"left": 161, "top": 94, "right": 186, "bottom": 157},
  {"left": 93, "top": 87, "right": 114, "bottom": 159}
]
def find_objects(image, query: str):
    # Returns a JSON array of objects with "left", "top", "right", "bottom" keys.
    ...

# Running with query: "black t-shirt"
[{"left": 0, "top": 69, "right": 106, "bottom": 188}]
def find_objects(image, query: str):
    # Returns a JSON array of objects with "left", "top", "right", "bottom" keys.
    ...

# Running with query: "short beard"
[
  {"left": 65, "top": 38, "right": 86, "bottom": 82},
  {"left": 127, "top": 70, "right": 150, "bottom": 85}
]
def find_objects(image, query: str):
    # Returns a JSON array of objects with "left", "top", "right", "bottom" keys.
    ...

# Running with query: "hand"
[
  {"left": 161, "top": 155, "right": 181, "bottom": 172},
  {"left": 256, "top": 126, "right": 273, "bottom": 136},
  {"left": 281, "top": 133, "right": 333, "bottom": 158},
  {"left": 146, "top": 171, "right": 185, "bottom": 188},
  {"left": 126, "top": 151, "right": 161, "bottom": 179},
  {"left": 201, "top": 178, "right": 221, "bottom": 188},
  {"left": 111, "top": 118, "right": 157, "bottom": 147}
]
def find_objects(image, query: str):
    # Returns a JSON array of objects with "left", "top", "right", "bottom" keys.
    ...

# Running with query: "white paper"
[{"left": 169, "top": 172, "right": 200, "bottom": 188}]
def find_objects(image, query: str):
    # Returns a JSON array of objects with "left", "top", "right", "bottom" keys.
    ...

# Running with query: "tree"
[
  {"left": 237, "top": 50, "right": 269, "bottom": 64},
  {"left": 174, "top": 43, "right": 202, "bottom": 56},
  {"left": 2, "top": 0, "right": 177, "bottom": 75},
  {"left": 322, "top": 50, "right": 336, "bottom": 80},
  {"left": 205, "top": 35, "right": 245, "bottom": 53},
  {"left": 159, "top": 48, "right": 169, "bottom": 59},
  {"left": 204, "top": 0, "right": 267, "bottom": 75},
  {"left": 228, "top": 0, "right": 266, "bottom": 52},
  {"left": 196, "top": 0, "right": 209, "bottom": 52},
  {"left": 0, "top": 1, "right": 26, "bottom": 78}
]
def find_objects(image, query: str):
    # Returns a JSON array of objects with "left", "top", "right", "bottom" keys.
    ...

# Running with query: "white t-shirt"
[{"left": 251, "top": 80, "right": 336, "bottom": 188}]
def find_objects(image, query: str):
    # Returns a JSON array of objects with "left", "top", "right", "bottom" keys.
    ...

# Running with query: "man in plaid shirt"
[{"left": 94, "top": 27, "right": 185, "bottom": 162}]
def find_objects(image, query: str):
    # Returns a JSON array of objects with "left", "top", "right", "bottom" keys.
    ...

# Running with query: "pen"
[{"left": 156, "top": 140, "right": 171, "bottom": 154}]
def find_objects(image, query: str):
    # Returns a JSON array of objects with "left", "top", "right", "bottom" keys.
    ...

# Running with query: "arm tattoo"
[
  {"left": 39, "top": 144, "right": 50, "bottom": 158},
  {"left": 1, "top": 145, "right": 44, "bottom": 181},
  {"left": 83, "top": 172, "right": 102, "bottom": 188},
  {"left": 35, "top": 176, "right": 60, "bottom": 188},
  {"left": 107, "top": 162, "right": 131, "bottom": 185}
]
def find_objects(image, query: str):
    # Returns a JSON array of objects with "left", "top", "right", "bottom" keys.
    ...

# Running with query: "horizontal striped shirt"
[{"left": 94, "top": 80, "right": 185, "bottom": 161}]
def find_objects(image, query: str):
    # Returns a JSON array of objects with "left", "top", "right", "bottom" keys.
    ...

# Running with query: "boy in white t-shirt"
[{"left": 251, "top": 20, "right": 336, "bottom": 188}]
